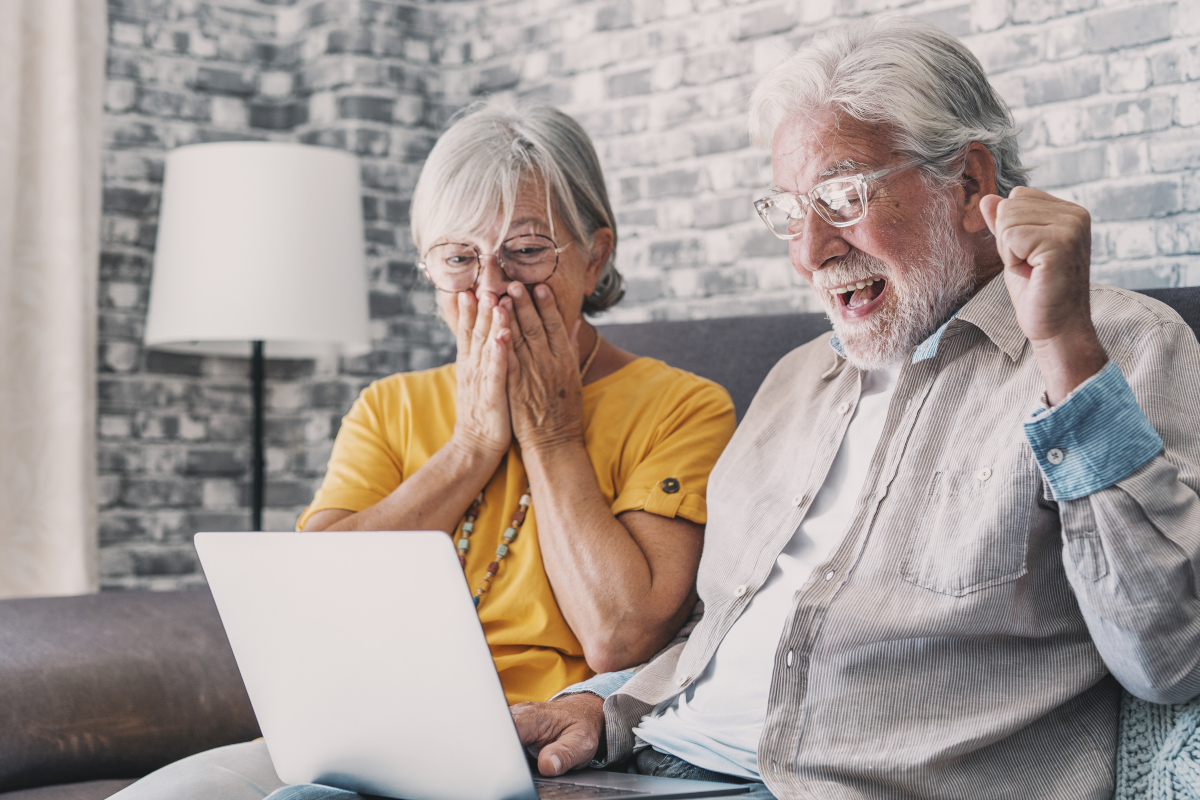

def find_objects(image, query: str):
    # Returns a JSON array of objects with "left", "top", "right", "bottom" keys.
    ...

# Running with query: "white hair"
[
  {"left": 411, "top": 101, "right": 624, "bottom": 315},
  {"left": 748, "top": 16, "right": 1028, "bottom": 196}
]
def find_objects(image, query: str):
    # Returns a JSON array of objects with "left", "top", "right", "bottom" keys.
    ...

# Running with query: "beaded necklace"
[
  {"left": 454, "top": 327, "right": 602, "bottom": 609},
  {"left": 457, "top": 485, "right": 530, "bottom": 606}
]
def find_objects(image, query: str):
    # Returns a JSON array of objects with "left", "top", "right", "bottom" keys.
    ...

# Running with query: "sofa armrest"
[{"left": 0, "top": 590, "right": 260, "bottom": 792}]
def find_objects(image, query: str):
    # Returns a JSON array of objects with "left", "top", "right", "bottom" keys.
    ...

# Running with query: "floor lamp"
[{"left": 144, "top": 142, "right": 370, "bottom": 530}]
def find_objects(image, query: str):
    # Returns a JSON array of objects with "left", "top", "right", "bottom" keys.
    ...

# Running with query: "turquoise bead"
[
  {"left": 503, "top": 527, "right": 518, "bottom": 541},
  {"left": 496, "top": 544, "right": 509, "bottom": 558}
]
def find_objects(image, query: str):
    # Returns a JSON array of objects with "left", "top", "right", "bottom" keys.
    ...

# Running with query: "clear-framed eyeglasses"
[
  {"left": 419, "top": 234, "right": 572, "bottom": 293},
  {"left": 754, "top": 157, "right": 926, "bottom": 240}
]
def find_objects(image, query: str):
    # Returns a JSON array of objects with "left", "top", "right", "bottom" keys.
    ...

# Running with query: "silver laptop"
[{"left": 195, "top": 531, "right": 750, "bottom": 800}]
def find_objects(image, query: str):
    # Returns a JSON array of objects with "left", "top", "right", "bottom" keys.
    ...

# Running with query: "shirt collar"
[
  {"left": 955, "top": 272, "right": 1026, "bottom": 362},
  {"left": 827, "top": 273, "right": 1024, "bottom": 365}
]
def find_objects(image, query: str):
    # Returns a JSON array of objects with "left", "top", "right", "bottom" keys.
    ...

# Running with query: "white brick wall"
[{"left": 431, "top": 0, "right": 1200, "bottom": 321}]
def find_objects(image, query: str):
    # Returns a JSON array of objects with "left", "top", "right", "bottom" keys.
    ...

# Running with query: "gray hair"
[
  {"left": 748, "top": 16, "right": 1028, "bottom": 197},
  {"left": 411, "top": 101, "right": 624, "bottom": 315}
]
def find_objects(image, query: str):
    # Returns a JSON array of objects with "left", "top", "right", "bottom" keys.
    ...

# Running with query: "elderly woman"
[{"left": 111, "top": 103, "right": 735, "bottom": 799}]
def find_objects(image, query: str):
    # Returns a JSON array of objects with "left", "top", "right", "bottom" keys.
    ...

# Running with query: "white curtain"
[{"left": 0, "top": 0, "right": 106, "bottom": 597}]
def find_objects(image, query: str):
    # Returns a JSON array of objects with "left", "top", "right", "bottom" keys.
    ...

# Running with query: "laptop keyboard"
[{"left": 534, "top": 780, "right": 643, "bottom": 798}]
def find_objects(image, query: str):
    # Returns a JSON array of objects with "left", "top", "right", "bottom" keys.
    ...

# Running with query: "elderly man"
[{"left": 512, "top": 15, "right": 1200, "bottom": 800}]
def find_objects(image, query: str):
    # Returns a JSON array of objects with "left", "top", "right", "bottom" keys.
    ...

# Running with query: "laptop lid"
[{"left": 196, "top": 530, "right": 538, "bottom": 800}]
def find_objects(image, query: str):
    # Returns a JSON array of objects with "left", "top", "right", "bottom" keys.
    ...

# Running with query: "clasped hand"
[
  {"left": 980, "top": 186, "right": 1108, "bottom": 404},
  {"left": 452, "top": 283, "right": 586, "bottom": 461}
]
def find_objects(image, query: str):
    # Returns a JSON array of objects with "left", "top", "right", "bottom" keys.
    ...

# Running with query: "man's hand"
[
  {"left": 510, "top": 693, "right": 605, "bottom": 777},
  {"left": 980, "top": 187, "right": 1108, "bottom": 405}
]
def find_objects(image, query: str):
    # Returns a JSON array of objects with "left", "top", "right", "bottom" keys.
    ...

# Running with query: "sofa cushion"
[
  {"left": 600, "top": 312, "right": 833, "bottom": 420},
  {"left": 0, "top": 590, "right": 258, "bottom": 793}
]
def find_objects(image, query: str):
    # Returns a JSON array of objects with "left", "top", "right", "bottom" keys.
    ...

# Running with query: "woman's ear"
[
  {"left": 583, "top": 227, "right": 615, "bottom": 296},
  {"left": 959, "top": 143, "right": 998, "bottom": 234}
]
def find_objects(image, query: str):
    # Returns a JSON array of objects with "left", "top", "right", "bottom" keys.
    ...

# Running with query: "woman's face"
[{"left": 432, "top": 180, "right": 609, "bottom": 335}]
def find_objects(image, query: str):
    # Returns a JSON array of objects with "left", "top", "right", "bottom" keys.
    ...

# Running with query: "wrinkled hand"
[
  {"left": 500, "top": 282, "right": 585, "bottom": 452},
  {"left": 980, "top": 187, "right": 1107, "bottom": 403},
  {"left": 980, "top": 186, "right": 1094, "bottom": 344},
  {"left": 511, "top": 693, "right": 605, "bottom": 777},
  {"left": 451, "top": 290, "right": 511, "bottom": 459}
]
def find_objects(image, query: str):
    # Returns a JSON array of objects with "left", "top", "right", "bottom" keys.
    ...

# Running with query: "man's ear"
[
  {"left": 583, "top": 227, "right": 614, "bottom": 296},
  {"left": 959, "top": 143, "right": 998, "bottom": 234}
]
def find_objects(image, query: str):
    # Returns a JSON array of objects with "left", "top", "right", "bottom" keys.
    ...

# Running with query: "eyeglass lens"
[
  {"left": 424, "top": 234, "right": 559, "bottom": 292},
  {"left": 761, "top": 179, "right": 866, "bottom": 236}
]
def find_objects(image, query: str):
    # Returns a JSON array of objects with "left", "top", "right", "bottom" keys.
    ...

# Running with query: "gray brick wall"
[
  {"left": 100, "top": 0, "right": 451, "bottom": 589},
  {"left": 100, "top": 0, "right": 1200, "bottom": 589}
]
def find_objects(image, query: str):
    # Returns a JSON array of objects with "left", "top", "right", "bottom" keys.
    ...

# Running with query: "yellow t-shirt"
[{"left": 297, "top": 358, "right": 736, "bottom": 704}]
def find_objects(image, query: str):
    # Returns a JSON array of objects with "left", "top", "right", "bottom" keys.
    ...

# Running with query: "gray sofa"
[{"left": 2, "top": 286, "right": 1198, "bottom": 799}]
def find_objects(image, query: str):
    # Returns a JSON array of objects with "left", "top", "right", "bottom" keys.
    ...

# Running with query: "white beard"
[{"left": 813, "top": 198, "right": 978, "bottom": 370}]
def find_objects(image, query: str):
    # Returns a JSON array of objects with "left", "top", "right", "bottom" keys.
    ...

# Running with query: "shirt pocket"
[{"left": 899, "top": 469, "right": 1036, "bottom": 597}]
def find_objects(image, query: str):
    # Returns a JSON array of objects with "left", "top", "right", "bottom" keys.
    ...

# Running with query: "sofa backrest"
[{"left": 600, "top": 285, "right": 1200, "bottom": 420}]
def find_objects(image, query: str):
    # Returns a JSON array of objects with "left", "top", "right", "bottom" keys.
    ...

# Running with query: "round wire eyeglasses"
[{"left": 419, "top": 234, "right": 572, "bottom": 293}]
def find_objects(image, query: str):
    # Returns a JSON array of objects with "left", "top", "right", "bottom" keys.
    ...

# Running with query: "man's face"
[{"left": 771, "top": 110, "right": 979, "bottom": 368}]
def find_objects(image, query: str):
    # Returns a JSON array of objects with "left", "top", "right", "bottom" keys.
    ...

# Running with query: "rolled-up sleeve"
[{"left": 1025, "top": 360, "right": 1164, "bottom": 501}]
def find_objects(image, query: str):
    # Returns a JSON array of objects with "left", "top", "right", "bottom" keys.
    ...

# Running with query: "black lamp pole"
[{"left": 251, "top": 340, "right": 265, "bottom": 531}]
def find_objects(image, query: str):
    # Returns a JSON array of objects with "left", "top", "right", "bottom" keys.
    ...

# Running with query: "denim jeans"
[
  {"left": 631, "top": 749, "right": 776, "bottom": 799},
  {"left": 265, "top": 749, "right": 777, "bottom": 799}
]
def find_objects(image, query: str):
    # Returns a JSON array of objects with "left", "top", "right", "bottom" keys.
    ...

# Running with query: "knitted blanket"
[{"left": 1115, "top": 690, "right": 1200, "bottom": 799}]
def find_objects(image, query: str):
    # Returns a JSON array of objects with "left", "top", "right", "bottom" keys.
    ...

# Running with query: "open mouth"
[{"left": 830, "top": 277, "right": 887, "bottom": 315}]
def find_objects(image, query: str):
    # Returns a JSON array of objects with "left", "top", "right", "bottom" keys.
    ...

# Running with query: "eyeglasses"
[
  {"left": 754, "top": 157, "right": 925, "bottom": 239},
  {"left": 419, "top": 234, "right": 572, "bottom": 293}
]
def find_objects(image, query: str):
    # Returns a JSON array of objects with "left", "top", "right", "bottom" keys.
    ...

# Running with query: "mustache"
[{"left": 812, "top": 250, "right": 892, "bottom": 292}]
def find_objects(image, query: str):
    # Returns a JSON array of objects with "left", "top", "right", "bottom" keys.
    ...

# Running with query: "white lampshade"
[{"left": 145, "top": 141, "right": 371, "bottom": 358}]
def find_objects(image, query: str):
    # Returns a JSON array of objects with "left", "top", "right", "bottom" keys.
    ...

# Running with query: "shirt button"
[
  {"left": 734, "top": 584, "right": 749, "bottom": 597},
  {"left": 660, "top": 477, "right": 680, "bottom": 493},
  {"left": 676, "top": 674, "right": 689, "bottom": 687},
  {"left": 1047, "top": 448, "right": 1065, "bottom": 465},
  {"left": 976, "top": 467, "right": 992, "bottom": 481},
  {"left": 786, "top": 650, "right": 793, "bottom": 667},
  {"left": 824, "top": 571, "right": 835, "bottom": 581},
  {"left": 837, "top": 402, "right": 852, "bottom": 415},
  {"left": 792, "top": 494, "right": 805, "bottom": 506}
]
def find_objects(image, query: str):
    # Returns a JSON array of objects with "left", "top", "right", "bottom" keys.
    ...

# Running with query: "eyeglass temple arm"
[{"left": 861, "top": 156, "right": 926, "bottom": 182}]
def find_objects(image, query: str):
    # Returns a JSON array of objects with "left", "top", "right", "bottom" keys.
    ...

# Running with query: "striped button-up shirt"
[{"left": 597, "top": 276, "right": 1200, "bottom": 799}]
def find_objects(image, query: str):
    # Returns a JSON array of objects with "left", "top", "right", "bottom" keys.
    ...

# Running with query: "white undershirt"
[{"left": 633, "top": 362, "right": 902, "bottom": 780}]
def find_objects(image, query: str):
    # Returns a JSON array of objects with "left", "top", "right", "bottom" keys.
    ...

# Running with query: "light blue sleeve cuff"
[
  {"left": 1024, "top": 360, "right": 1164, "bottom": 501},
  {"left": 551, "top": 670, "right": 635, "bottom": 702}
]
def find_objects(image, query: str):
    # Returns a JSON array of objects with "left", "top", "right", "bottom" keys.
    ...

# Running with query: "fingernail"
[
  {"left": 549, "top": 755, "right": 562, "bottom": 775},
  {"left": 535, "top": 285, "right": 550, "bottom": 300},
  {"left": 509, "top": 283, "right": 523, "bottom": 297}
]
